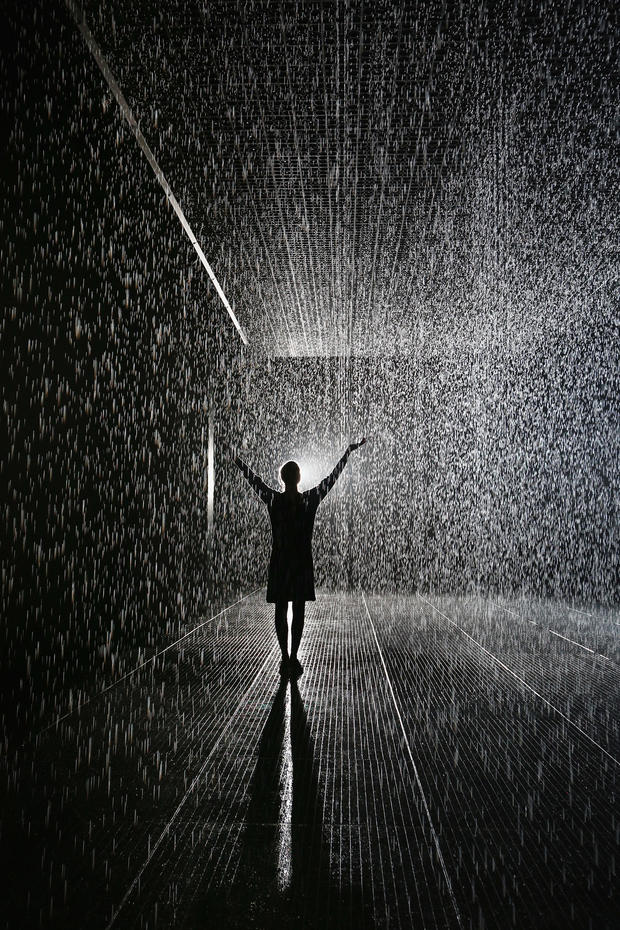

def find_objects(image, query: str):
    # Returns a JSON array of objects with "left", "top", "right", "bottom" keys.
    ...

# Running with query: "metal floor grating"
[{"left": 2, "top": 592, "right": 618, "bottom": 929}]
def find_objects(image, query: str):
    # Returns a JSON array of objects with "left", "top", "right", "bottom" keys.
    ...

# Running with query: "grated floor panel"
[{"left": 1, "top": 592, "right": 617, "bottom": 929}]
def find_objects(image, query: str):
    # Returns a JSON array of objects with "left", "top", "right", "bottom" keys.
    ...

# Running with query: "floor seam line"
[
  {"left": 104, "top": 641, "right": 278, "bottom": 929},
  {"left": 32, "top": 588, "right": 262, "bottom": 742},
  {"left": 361, "top": 591, "right": 463, "bottom": 929},
  {"left": 490, "top": 599, "right": 618, "bottom": 667},
  {"left": 420, "top": 594, "right": 620, "bottom": 767}
]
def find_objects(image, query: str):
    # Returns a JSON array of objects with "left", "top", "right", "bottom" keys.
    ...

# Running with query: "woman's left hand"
[{"left": 348, "top": 438, "right": 366, "bottom": 452}]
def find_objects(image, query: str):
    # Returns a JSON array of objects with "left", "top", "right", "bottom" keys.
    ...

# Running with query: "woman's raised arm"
[
  {"left": 234, "top": 456, "right": 276, "bottom": 506},
  {"left": 311, "top": 439, "right": 366, "bottom": 503}
]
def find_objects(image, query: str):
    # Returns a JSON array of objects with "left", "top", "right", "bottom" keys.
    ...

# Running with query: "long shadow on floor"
[{"left": 195, "top": 676, "right": 371, "bottom": 929}]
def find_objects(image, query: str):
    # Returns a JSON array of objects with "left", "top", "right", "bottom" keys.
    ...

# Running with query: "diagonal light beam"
[{"left": 65, "top": 1, "right": 248, "bottom": 345}]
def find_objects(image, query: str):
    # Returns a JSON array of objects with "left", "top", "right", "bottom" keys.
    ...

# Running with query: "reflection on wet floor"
[
  {"left": 194, "top": 677, "right": 370, "bottom": 929},
  {"left": 1, "top": 593, "right": 618, "bottom": 929}
]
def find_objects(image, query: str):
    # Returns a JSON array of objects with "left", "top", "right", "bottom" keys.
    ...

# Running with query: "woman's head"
[{"left": 280, "top": 460, "right": 301, "bottom": 488}]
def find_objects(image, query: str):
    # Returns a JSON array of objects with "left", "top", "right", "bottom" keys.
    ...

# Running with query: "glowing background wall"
[{"left": 212, "top": 348, "right": 618, "bottom": 599}]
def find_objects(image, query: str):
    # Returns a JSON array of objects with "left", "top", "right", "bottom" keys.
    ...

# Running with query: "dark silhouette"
[{"left": 234, "top": 441, "right": 366, "bottom": 675}]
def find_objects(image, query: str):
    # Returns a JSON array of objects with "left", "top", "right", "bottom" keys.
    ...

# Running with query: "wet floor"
[{"left": 1, "top": 592, "right": 618, "bottom": 929}]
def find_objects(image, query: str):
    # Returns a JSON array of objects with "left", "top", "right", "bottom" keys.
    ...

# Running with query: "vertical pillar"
[{"left": 207, "top": 407, "right": 214, "bottom": 534}]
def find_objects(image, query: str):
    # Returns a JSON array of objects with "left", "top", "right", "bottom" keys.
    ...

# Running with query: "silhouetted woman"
[{"left": 234, "top": 440, "right": 366, "bottom": 676}]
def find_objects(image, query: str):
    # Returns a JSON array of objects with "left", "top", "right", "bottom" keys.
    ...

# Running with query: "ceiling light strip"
[{"left": 65, "top": 1, "right": 248, "bottom": 345}]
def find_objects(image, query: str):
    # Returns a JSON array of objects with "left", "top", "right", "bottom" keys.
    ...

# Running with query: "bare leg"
[
  {"left": 290, "top": 600, "right": 305, "bottom": 662},
  {"left": 274, "top": 600, "right": 289, "bottom": 659}
]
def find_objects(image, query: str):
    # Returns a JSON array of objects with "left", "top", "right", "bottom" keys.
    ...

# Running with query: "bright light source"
[{"left": 296, "top": 459, "right": 329, "bottom": 491}]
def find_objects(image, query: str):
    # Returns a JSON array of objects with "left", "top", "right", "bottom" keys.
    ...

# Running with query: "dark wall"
[{"left": 0, "top": 2, "right": 232, "bottom": 745}]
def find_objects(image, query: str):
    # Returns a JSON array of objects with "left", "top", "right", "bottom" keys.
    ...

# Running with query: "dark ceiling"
[{"left": 74, "top": 0, "right": 615, "bottom": 356}]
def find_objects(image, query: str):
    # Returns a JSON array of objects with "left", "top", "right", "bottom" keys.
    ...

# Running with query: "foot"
[
  {"left": 279, "top": 657, "right": 289, "bottom": 676},
  {"left": 289, "top": 657, "right": 303, "bottom": 677}
]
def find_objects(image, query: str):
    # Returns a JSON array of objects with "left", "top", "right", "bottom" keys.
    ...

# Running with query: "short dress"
[{"left": 235, "top": 452, "right": 350, "bottom": 602}]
